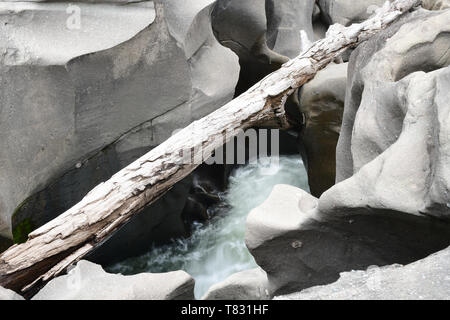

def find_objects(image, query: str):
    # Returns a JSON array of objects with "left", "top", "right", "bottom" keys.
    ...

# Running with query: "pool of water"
[{"left": 106, "top": 155, "right": 309, "bottom": 298}]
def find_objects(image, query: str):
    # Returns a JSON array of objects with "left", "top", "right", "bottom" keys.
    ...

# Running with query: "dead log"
[{"left": 0, "top": 0, "right": 421, "bottom": 296}]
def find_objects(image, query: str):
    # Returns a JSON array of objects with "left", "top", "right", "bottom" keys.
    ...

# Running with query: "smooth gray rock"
[
  {"left": 212, "top": 0, "right": 317, "bottom": 63},
  {"left": 276, "top": 246, "right": 450, "bottom": 300},
  {"left": 245, "top": 9, "right": 450, "bottom": 298},
  {"left": 318, "top": 0, "right": 392, "bottom": 26},
  {"left": 246, "top": 184, "right": 450, "bottom": 297},
  {"left": 0, "top": 286, "right": 24, "bottom": 300},
  {"left": 268, "top": 0, "right": 316, "bottom": 58},
  {"left": 0, "top": 0, "right": 157, "bottom": 239},
  {"left": 32, "top": 260, "right": 195, "bottom": 300},
  {"left": 212, "top": 0, "right": 271, "bottom": 62},
  {"left": 423, "top": 0, "right": 450, "bottom": 10},
  {"left": 0, "top": 0, "right": 239, "bottom": 262},
  {"left": 336, "top": 9, "right": 450, "bottom": 182},
  {"left": 332, "top": 9, "right": 450, "bottom": 218},
  {"left": 202, "top": 268, "right": 271, "bottom": 300},
  {"left": 298, "top": 62, "right": 348, "bottom": 197}
]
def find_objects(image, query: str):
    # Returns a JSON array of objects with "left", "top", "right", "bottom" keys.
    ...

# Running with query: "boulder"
[
  {"left": 0, "top": 0, "right": 239, "bottom": 263},
  {"left": 212, "top": 0, "right": 317, "bottom": 100},
  {"left": 318, "top": 0, "right": 393, "bottom": 26},
  {"left": 246, "top": 184, "right": 450, "bottom": 297},
  {"left": 298, "top": 62, "right": 348, "bottom": 197},
  {"left": 245, "top": 9, "right": 450, "bottom": 298},
  {"left": 332, "top": 9, "right": 450, "bottom": 218},
  {"left": 202, "top": 268, "right": 271, "bottom": 300},
  {"left": 0, "top": 286, "right": 24, "bottom": 301},
  {"left": 423, "top": 0, "right": 450, "bottom": 10},
  {"left": 32, "top": 260, "right": 195, "bottom": 300},
  {"left": 267, "top": 0, "right": 316, "bottom": 58},
  {"left": 276, "top": 246, "right": 450, "bottom": 300},
  {"left": 212, "top": 0, "right": 283, "bottom": 64}
]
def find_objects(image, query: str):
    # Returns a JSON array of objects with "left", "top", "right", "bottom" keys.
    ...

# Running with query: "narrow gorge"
[{"left": 0, "top": 0, "right": 449, "bottom": 302}]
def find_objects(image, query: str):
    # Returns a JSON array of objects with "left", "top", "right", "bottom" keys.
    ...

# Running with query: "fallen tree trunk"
[{"left": 0, "top": 0, "right": 421, "bottom": 296}]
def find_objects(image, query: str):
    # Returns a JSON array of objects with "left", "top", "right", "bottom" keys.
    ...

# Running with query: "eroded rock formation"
[
  {"left": 32, "top": 260, "right": 195, "bottom": 300},
  {"left": 1, "top": 0, "right": 449, "bottom": 301},
  {"left": 298, "top": 62, "right": 348, "bottom": 197},
  {"left": 242, "top": 8, "right": 450, "bottom": 298},
  {"left": 333, "top": 8, "right": 450, "bottom": 216},
  {"left": 0, "top": 1, "right": 239, "bottom": 262},
  {"left": 318, "top": 0, "right": 392, "bottom": 26},
  {"left": 202, "top": 268, "right": 271, "bottom": 300}
]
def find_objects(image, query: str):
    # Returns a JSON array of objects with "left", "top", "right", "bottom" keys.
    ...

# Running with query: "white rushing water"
[{"left": 107, "top": 155, "right": 309, "bottom": 298}]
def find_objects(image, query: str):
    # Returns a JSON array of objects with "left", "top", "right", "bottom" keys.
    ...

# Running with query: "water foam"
[{"left": 107, "top": 155, "right": 309, "bottom": 298}]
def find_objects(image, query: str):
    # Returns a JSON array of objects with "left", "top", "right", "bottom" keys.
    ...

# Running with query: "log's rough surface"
[{"left": 0, "top": 0, "right": 421, "bottom": 296}]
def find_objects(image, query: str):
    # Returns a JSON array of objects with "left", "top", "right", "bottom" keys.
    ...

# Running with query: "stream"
[{"left": 107, "top": 155, "right": 310, "bottom": 298}]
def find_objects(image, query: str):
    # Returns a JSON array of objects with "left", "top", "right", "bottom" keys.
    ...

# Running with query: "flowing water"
[{"left": 106, "top": 155, "right": 309, "bottom": 298}]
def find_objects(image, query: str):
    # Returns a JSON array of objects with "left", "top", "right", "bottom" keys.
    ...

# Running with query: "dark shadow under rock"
[
  {"left": 0, "top": 236, "right": 12, "bottom": 255},
  {"left": 246, "top": 185, "right": 450, "bottom": 297}
]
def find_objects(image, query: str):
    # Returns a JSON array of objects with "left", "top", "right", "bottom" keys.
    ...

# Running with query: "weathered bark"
[{"left": 0, "top": 0, "right": 421, "bottom": 296}]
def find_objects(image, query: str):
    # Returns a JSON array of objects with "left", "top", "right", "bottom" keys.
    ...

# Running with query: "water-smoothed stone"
[
  {"left": 0, "top": 0, "right": 158, "bottom": 239},
  {"left": 202, "top": 268, "right": 271, "bottom": 300},
  {"left": 423, "top": 0, "right": 450, "bottom": 10},
  {"left": 0, "top": 1, "right": 239, "bottom": 263},
  {"left": 0, "top": 286, "right": 24, "bottom": 300},
  {"left": 318, "top": 0, "right": 393, "bottom": 26},
  {"left": 246, "top": 184, "right": 450, "bottom": 297},
  {"left": 211, "top": 0, "right": 315, "bottom": 62},
  {"left": 245, "top": 10, "right": 450, "bottom": 298},
  {"left": 212, "top": 0, "right": 317, "bottom": 103},
  {"left": 267, "top": 0, "right": 316, "bottom": 58},
  {"left": 212, "top": 0, "right": 274, "bottom": 63},
  {"left": 332, "top": 9, "right": 450, "bottom": 218},
  {"left": 276, "top": 246, "right": 450, "bottom": 300},
  {"left": 32, "top": 260, "right": 195, "bottom": 300},
  {"left": 298, "top": 63, "right": 347, "bottom": 197}
]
